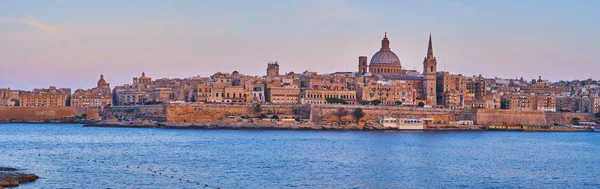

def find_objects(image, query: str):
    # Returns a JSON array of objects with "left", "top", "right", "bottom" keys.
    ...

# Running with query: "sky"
[{"left": 0, "top": 0, "right": 598, "bottom": 90}]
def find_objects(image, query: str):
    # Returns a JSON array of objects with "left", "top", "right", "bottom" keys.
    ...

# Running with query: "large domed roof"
[
  {"left": 370, "top": 50, "right": 401, "bottom": 65},
  {"left": 369, "top": 33, "right": 402, "bottom": 66}
]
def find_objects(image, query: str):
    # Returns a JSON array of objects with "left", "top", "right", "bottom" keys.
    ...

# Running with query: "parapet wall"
[
  {"left": 470, "top": 109, "right": 595, "bottom": 126},
  {"left": 473, "top": 109, "right": 547, "bottom": 126},
  {"left": 166, "top": 103, "right": 296, "bottom": 122},
  {"left": 546, "top": 112, "right": 595, "bottom": 125},
  {"left": 310, "top": 104, "right": 460, "bottom": 123},
  {"left": 3, "top": 103, "right": 586, "bottom": 126},
  {"left": 102, "top": 105, "right": 167, "bottom": 122},
  {"left": 0, "top": 106, "right": 101, "bottom": 122}
]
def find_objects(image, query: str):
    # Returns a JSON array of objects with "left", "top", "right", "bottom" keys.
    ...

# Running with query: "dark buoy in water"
[{"left": 205, "top": 184, "right": 208, "bottom": 187}]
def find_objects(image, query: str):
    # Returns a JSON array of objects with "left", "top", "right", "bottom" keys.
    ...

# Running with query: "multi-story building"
[
  {"left": 149, "top": 88, "right": 175, "bottom": 103},
  {"left": 113, "top": 72, "right": 153, "bottom": 106},
  {"left": 436, "top": 72, "right": 467, "bottom": 108},
  {"left": 301, "top": 89, "right": 357, "bottom": 104},
  {"left": 532, "top": 94, "right": 556, "bottom": 112},
  {"left": 358, "top": 81, "right": 415, "bottom": 105},
  {"left": 20, "top": 86, "right": 71, "bottom": 107},
  {"left": 500, "top": 93, "right": 534, "bottom": 111},
  {"left": 71, "top": 75, "right": 113, "bottom": 107},
  {"left": 0, "top": 88, "right": 21, "bottom": 106},
  {"left": 267, "top": 86, "right": 300, "bottom": 104}
]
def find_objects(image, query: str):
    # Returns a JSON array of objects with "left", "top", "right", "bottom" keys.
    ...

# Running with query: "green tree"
[
  {"left": 326, "top": 97, "right": 348, "bottom": 104},
  {"left": 271, "top": 114, "right": 279, "bottom": 120},
  {"left": 595, "top": 112, "right": 600, "bottom": 118},
  {"left": 418, "top": 102, "right": 425, "bottom": 107},
  {"left": 572, "top": 117, "right": 581, "bottom": 125},
  {"left": 258, "top": 114, "right": 268, "bottom": 119},
  {"left": 395, "top": 101, "right": 402, "bottom": 106},
  {"left": 334, "top": 107, "right": 349, "bottom": 124},
  {"left": 371, "top": 100, "right": 382, "bottom": 105},
  {"left": 253, "top": 103, "right": 262, "bottom": 116},
  {"left": 352, "top": 108, "right": 365, "bottom": 123}
]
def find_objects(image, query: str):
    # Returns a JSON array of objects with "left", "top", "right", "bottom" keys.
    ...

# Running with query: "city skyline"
[{"left": 1, "top": 0, "right": 599, "bottom": 90}]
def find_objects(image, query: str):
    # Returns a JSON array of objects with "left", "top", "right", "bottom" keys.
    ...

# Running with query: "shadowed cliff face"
[{"left": 0, "top": 167, "right": 39, "bottom": 188}]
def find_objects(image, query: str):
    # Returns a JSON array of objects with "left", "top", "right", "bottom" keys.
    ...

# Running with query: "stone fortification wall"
[
  {"left": 473, "top": 109, "right": 547, "bottom": 126},
  {"left": 166, "top": 103, "right": 296, "bottom": 123},
  {"left": 0, "top": 107, "right": 100, "bottom": 122},
  {"left": 310, "top": 104, "right": 460, "bottom": 123},
  {"left": 102, "top": 103, "right": 597, "bottom": 126},
  {"left": 546, "top": 112, "right": 595, "bottom": 125},
  {"left": 102, "top": 105, "right": 167, "bottom": 122},
  {"left": 471, "top": 109, "right": 595, "bottom": 126}
]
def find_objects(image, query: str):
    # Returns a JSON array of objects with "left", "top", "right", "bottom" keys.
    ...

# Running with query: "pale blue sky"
[{"left": 0, "top": 0, "right": 598, "bottom": 90}]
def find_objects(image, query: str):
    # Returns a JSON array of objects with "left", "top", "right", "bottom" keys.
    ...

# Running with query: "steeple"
[
  {"left": 381, "top": 32, "right": 390, "bottom": 51},
  {"left": 427, "top": 33, "right": 434, "bottom": 59}
]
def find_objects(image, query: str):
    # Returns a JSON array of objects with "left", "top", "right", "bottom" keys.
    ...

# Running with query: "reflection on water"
[{"left": 1, "top": 123, "right": 600, "bottom": 188}]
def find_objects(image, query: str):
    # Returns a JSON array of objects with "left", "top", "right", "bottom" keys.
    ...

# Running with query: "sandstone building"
[
  {"left": 20, "top": 86, "right": 71, "bottom": 107},
  {"left": 71, "top": 75, "right": 113, "bottom": 107}
]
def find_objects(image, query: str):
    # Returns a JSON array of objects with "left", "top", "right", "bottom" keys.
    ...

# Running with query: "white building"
[{"left": 379, "top": 116, "right": 425, "bottom": 130}]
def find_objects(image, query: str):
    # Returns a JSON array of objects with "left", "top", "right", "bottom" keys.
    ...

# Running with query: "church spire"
[{"left": 427, "top": 33, "right": 434, "bottom": 59}]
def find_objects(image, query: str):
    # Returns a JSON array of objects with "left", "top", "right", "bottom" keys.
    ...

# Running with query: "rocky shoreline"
[
  {"left": 83, "top": 120, "right": 594, "bottom": 132},
  {"left": 83, "top": 120, "right": 489, "bottom": 132},
  {"left": 0, "top": 167, "right": 38, "bottom": 188}
]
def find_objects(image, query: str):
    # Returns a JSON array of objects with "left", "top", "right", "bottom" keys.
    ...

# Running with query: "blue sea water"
[{"left": 1, "top": 123, "right": 600, "bottom": 188}]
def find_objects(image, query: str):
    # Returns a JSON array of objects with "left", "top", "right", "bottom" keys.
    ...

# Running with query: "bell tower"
[
  {"left": 423, "top": 34, "right": 437, "bottom": 106},
  {"left": 358, "top": 56, "right": 368, "bottom": 75}
]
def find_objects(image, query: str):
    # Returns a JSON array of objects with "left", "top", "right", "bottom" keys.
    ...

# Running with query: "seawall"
[{"left": 0, "top": 106, "right": 100, "bottom": 122}]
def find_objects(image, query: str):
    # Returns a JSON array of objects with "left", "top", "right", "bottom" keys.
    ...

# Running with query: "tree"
[
  {"left": 572, "top": 117, "right": 581, "bottom": 125},
  {"left": 253, "top": 103, "right": 262, "bottom": 116},
  {"left": 559, "top": 108, "right": 572, "bottom": 112},
  {"left": 371, "top": 100, "right": 382, "bottom": 105},
  {"left": 418, "top": 102, "right": 425, "bottom": 107},
  {"left": 394, "top": 101, "right": 402, "bottom": 106},
  {"left": 595, "top": 112, "right": 600, "bottom": 119},
  {"left": 352, "top": 108, "right": 365, "bottom": 123},
  {"left": 271, "top": 114, "right": 279, "bottom": 120},
  {"left": 326, "top": 97, "right": 348, "bottom": 104},
  {"left": 258, "top": 114, "right": 268, "bottom": 120},
  {"left": 293, "top": 104, "right": 311, "bottom": 120},
  {"left": 334, "top": 107, "right": 349, "bottom": 124}
]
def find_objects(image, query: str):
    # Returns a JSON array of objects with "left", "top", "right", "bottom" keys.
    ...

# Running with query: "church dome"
[
  {"left": 369, "top": 33, "right": 401, "bottom": 66},
  {"left": 370, "top": 50, "right": 401, "bottom": 65}
]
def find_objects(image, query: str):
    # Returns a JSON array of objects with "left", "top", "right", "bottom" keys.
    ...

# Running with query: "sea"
[{"left": 1, "top": 123, "right": 599, "bottom": 188}]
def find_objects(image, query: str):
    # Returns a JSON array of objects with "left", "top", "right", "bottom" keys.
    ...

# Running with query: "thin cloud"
[
  {"left": 0, "top": 16, "right": 60, "bottom": 33},
  {"left": 304, "top": 0, "right": 356, "bottom": 21},
  {"left": 450, "top": 0, "right": 475, "bottom": 16}
]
